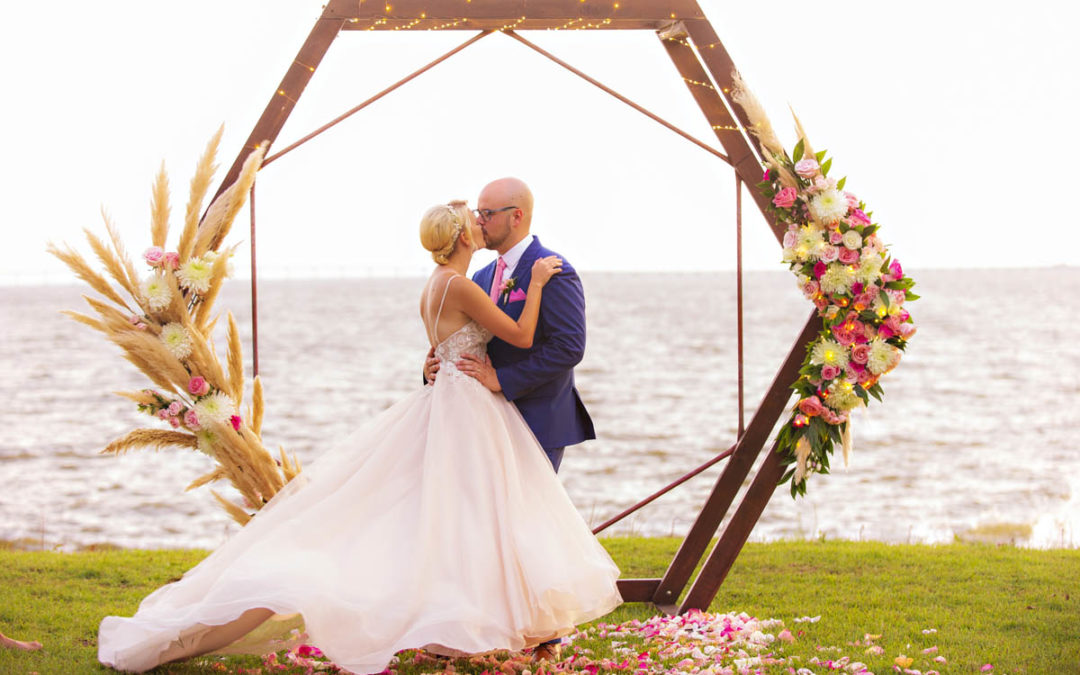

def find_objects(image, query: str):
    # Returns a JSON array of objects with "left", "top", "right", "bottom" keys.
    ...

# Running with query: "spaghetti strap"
[{"left": 428, "top": 275, "right": 457, "bottom": 346}]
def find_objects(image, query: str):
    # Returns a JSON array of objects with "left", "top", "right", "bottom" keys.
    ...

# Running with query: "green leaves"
[{"left": 793, "top": 139, "right": 805, "bottom": 163}]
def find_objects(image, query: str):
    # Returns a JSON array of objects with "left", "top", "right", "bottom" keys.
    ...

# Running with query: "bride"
[{"left": 97, "top": 201, "right": 623, "bottom": 673}]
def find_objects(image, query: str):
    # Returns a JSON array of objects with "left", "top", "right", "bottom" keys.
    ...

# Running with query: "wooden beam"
[
  {"left": 616, "top": 578, "right": 662, "bottom": 602},
  {"left": 679, "top": 441, "right": 786, "bottom": 612},
  {"left": 658, "top": 23, "right": 782, "bottom": 244},
  {"left": 210, "top": 4, "right": 347, "bottom": 204},
  {"left": 650, "top": 311, "right": 821, "bottom": 607},
  {"left": 327, "top": 0, "right": 706, "bottom": 30}
]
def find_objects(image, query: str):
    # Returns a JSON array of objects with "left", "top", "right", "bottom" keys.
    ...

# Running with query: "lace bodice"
[
  {"left": 434, "top": 321, "right": 493, "bottom": 381},
  {"left": 425, "top": 275, "right": 493, "bottom": 383}
]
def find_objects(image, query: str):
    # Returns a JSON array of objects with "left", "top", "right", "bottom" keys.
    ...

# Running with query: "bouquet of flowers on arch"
[
  {"left": 48, "top": 129, "right": 299, "bottom": 524},
  {"left": 732, "top": 77, "right": 918, "bottom": 496}
]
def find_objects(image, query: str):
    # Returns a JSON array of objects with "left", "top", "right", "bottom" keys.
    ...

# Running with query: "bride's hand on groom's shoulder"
[
  {"left": 530, "top": 256, "right": 562, "bottom": 287},
  {"left": 424, "top": 346, "right": 440, "bottom": 384}
]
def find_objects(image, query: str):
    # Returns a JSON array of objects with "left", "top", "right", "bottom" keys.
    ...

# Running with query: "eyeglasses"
[{"left": 473, "top": 206, "right": 518, "bottom": 221}]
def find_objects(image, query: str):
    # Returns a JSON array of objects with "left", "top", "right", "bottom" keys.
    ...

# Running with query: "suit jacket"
[{"left": 473, "top": 237, "right": 595, "bottom": 450}]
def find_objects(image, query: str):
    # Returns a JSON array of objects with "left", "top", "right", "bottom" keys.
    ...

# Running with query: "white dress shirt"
[{"left": 499, "top": 235, "right": 535, "bottom": 280}]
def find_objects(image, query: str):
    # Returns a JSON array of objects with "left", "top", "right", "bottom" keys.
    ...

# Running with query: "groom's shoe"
[{"left": 531, "top": 642, "right": 561, "bottom": 663}]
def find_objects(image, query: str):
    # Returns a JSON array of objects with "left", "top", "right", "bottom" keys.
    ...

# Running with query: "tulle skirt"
[{"left": 97, "top": 376, "right": 622, "bottom": 673}]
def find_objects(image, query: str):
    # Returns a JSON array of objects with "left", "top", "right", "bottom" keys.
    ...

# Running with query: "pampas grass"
[
  {"left": 179, "top": 125, "right": 223, "bottom": 263},
  {"left": 103, "top": 429, "right": 197, "bottom": 455},
  {"left": 50, "top": 133, "right": 288, "bottom": 527},
  {"left": 729, "top": 71, "right": 812, "bottom": 186}
]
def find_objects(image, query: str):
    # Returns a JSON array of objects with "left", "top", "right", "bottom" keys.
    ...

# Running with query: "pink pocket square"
[{"left": 507, "top": 288, "right": 527, "bottom": 303}]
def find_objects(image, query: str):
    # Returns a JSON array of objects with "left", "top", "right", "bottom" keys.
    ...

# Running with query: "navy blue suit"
[{"left": 473, "top": 237, "right": 595, "bottom": 452}]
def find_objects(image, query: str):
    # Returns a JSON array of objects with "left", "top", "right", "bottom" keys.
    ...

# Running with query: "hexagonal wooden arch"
[{"left": 210, "top": 0, "right": 821, "bottom": 615}]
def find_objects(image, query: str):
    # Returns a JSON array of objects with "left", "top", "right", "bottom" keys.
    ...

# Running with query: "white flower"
[
  {"left": 810, "top": 339, "right": 849, "bottom": 368},
  {"left": 867, "top": 338, "right": 901, "bottom": 375},
  {"left": 826, "top": 380, "right": 863, "bottom": 412},
  {"left": 841, "top": 229, "right": 863, "bottom": 250},
  {"left": 796, "top": 224, "right": 825, "bottom": 261},
  {"left": 808, "top": 188, "right": 849, "bottom": 224},
  {"left": 819, "top": 263, "right": 856, "bottom": 295},
  {"left": 857, "top": 252, "right": 885, "bottom": 284},
  {"left": 141, "top": 273, "right": 172, "bottom": 311},
  {"left": 194, "top": 392, "right": 235, "bottom": 426},
  {"left": 159, "top": 322, "right": 192, "bottom": 360},
  {"left": 177, "top": 257, "right": 213, "bottom": 294},
  {"left": 195, "top": 429, "right": 217, "bottom": 457}
]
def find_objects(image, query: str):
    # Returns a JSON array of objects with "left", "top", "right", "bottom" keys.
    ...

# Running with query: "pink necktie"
[{"left": 490, "top": 257, "right": 506, "bottom": 303}]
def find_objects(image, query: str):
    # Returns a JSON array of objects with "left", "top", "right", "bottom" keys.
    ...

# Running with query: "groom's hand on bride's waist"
[
  {"left": 424, "top": 346, "right": 440, "bottom": 384},
  {"left": 456, "top": 353, "right": 501, "bottom": 392}
]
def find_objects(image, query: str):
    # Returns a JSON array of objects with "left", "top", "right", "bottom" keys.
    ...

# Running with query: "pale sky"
[{"left": 2, "top": 0, "right": 1077, "bottom": 283}]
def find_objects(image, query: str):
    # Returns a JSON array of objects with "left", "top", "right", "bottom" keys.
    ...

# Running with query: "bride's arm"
[{"left": 456, "top": 256, "right": 561, "bottom": 348}]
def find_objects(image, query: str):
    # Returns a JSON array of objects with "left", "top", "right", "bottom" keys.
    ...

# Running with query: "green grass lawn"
[{"left": 1, "top": 539, "right": 1077, "bottom": 673}]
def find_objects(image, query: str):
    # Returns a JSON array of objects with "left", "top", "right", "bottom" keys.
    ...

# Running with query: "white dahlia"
[
  {"left": 808, "top": 188, "right": 849, "bottom": 224},
  {"left": 159, "top": 322, "right": 192, "bottom": 360},
  {"left": 857, "top": 252, "right": 885, "bottom": 285},
  {"left": 795, "top": 225, "right": 826, "bottom": 261},
  {"left": 141, "top": 273, "right": 172, "bottom": 311},
  {"left": 819, "top": 263, "right": 856, "bottom": 295},
  {"left": 826, "top": 380, "right": 863, "bottom": 412},
  {"left": 177, "top": 257, "right": 213, "bottom": 294},
  {"left": 195, "top": 429, "right": 217, "bottom": 457},
  {"left": 810, "top": 338, "right": 849, "bottom": 368},
  {"left": 194, "top": 392, "right": 235, "bottom": 426},
  {"left": 867, "top": 338, "right": 901, "bottom": 375}
]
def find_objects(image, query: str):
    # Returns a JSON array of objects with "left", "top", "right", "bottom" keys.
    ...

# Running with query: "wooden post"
[
  {"left": 210, "top": 2, "right": 348, "bottom": 204},
  {"left": 650, "top": 312, "right": 820, "bottom": 611}
]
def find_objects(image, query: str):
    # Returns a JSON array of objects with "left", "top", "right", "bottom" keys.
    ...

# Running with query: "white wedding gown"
[{"left": 97, "top": 311, "right": 622, "bottom": 673}]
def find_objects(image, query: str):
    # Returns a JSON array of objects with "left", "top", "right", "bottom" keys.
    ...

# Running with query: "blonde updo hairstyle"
[{"left": 419, "top": 200, "right": 473, "bottom": 265}]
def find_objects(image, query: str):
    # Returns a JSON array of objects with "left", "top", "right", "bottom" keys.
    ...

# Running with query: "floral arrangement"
[
  {"left": 731, "top": 76, "right": 917, "bottom": 496},
  {"left": 48, "top": 129, "right": 298, "bottom": 524}
]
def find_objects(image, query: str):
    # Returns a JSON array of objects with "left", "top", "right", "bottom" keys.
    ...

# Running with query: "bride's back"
[{"left": 422, "top": 273, "right": 491, "bottom": 367}]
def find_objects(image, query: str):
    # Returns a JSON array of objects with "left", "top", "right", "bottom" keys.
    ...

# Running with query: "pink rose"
[
  {"left": 167, "top": 401, "right": 183, "bottom": 416},
  {"left": 798, "top": 395, "right": 826, "bottom": 417},
  {"left": 857, "top": 368, "right": 875, "bottom": 385},
  {"left": 845, "top": 192, "right": 860, "bottom": 209},
  {"left": 820, "top": 365, "right": 840, "bottom": 381},
  {"left": 162, "top": 252, "right": 180, "bottom": 270},
  {"left": 772, "top": 187, "right": 798, "bottom": 208},
  {"left": 819, "top": 245, "right": 840, "bottom": 264},
  {"left": 847, "top": 209, "right": 871, "bottom": 226},
  {"left": 801, "top": 280, "right": 819, "bottom": 298},
  {"left": 794, "top": 158, "right": 819, "bottom": 178},
  {"left": 783, "top": 231, "right": 797, "bottom": 249},
  {"left": 889, "top": 259, "right": 903, "bottom": 279},
  {"left": 230, "top": 415, "right": 242, "bottom": 431},
  {"left": 900, "top": 323, "right": 918, "bottom": 339},
  {"left": 813, "top": 261, "right": 827, "bottom": 279},
  {"left": 887, "top": 289, "right": 906, "bottom": 306},
  {"left": 833, "top": 329, "right": 855, "bottom": 347},
  {"left": 849, "top": 361, "right": 865, "bottom": 373},
  {"left": 143, "top": 246, "right": 164, "bottom": 266},
  {"left": 156, "top": 409, "right": 169, "bottom": 420},
  {"left": 188, "top": 376, "right": 210, "bottom": 396},
  {"left": 183, "top": 410, "right": 200, "bottom": 430},
  {"left": 812, "top": 176, "right": 835, "bottom": 192},
  {"left": 851, "top": 343, "right": 871, "bottom": 364},
  {"left": 814, "top": 297, "right": 828, "bottom": 311},
  {"left": 884, "top": 315, "right": 903, "bottom": 334},
  {"left": 839, "top": 247, "right": 860, "bottom": 264},
  {"left": 168, "top": 416, "right": 181, "bottom": 428},
  {"left": 829, "top": 230, "right": 844, "bottom": 245}
]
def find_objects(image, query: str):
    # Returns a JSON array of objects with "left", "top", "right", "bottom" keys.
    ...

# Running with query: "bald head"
[{"left": 477, "top": 177, "right": 535, "bottom": 254}]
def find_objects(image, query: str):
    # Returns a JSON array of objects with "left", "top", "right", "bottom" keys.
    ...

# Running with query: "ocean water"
[{"left": 2, "top": 268, "right": 1078, "bottom": 551}]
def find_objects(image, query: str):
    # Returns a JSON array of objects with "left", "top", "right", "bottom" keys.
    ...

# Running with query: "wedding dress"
[{"left": 97, "top": 277, "right": 622, "bottom": 673}]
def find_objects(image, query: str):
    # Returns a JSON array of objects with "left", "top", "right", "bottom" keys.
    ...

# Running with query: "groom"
[
  {"left": 425, "top": 176, "right": 594, "bottom": 475},
  {"left": 455, "top": 177, "right": 594, "bottom": 474}
]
